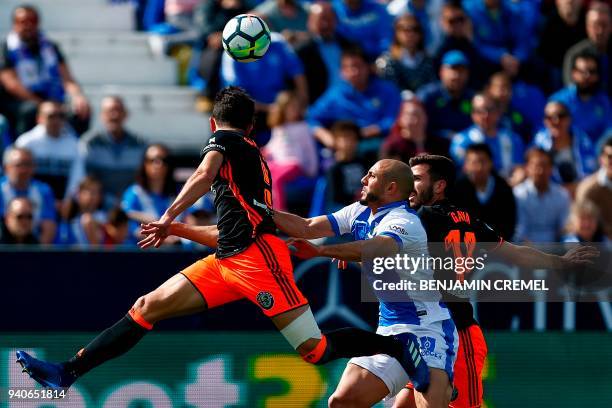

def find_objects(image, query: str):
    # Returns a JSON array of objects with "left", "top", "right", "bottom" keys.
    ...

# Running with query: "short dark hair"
[
  {"left": 341, "top": 45, "right": 368, "bottom": 64},
  {"left": 465, "top": 143, "right": 493, "bottom": 161},
  {"left": 409, "top": 154, "right": 456, "bottom": 195},
  {"left": 212, "top": 86, "right": 255, "bottom": 131},
  {"left": 107, "top": 207, "right": 128, "bottom": 227},
  {"left": 525, "top": 147, "right": 553, "bottom": 165},
  {"left": 331, "top": 120, "right": 360, "bottom": 140}
]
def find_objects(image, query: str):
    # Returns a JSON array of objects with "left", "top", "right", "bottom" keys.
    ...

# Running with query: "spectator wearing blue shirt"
[
  {"left": 451, "top": 93, "right": 524, "bottom": 178},
  {"left": 485, "top": 72, "right": 539, "bottom": 143},
  {"left": 550, "top": 51, "right": 611, "bottom": 145},
  {"left": 417, "top": 50, "right": 474, "bottom": 140},
  {"left": 533, "top": 101, "right": 597, "bottom": 189},
  {"left": 0, "top": 5, "right": 91, "bottom": 136},
  {"left": 121, "top": 144, "right": 181, "bottom": 245},
  {"left": 0, "top": 147, "right": 56, "bottom": 244},
  {"left": 332, "top": 0, "right": 393, "bottom": 59},
  {"left": 220, "top": 32, "right": 307, "bottom": 144},
  {"left": 464, "top": 0, "right": 530, "bottom": 78},
  {"left": 56, "top": 175, "right": 106, "bottom": 246},
  {"left": 307, "top": 47, "right": 401, "bottom": 149},
  {"left": 513, "top": 148, "right": 571, "bottom": 242}
]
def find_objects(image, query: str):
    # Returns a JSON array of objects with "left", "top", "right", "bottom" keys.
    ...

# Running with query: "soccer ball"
[{"left": 222, "top": 14, "right": 271, "bottom": 62}]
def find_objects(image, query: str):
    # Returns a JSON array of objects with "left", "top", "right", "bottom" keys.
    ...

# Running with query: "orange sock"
[
  {"left": 302, "top": 335, "right": 328, "bottom": 364},
  {"left": 128, "top": 308, "right": 154, "bottom": 330}
]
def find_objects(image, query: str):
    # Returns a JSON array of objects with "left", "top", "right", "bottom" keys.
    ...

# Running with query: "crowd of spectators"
[{"left": 0, "top": 0, "right": 611, "bottom": 248}]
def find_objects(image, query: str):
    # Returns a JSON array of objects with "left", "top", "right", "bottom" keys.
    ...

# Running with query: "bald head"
[{"left": 377, "top": 159, "right": 414, "bottom": 200}]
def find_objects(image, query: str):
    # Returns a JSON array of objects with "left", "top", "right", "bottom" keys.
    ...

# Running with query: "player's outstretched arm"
[
  {"left": 288, "top": 236, "right": 398, "bottom": 263},
  {"left": 162, "top": 151, "right": 224, "bottom": 225},
  {"left": 496, "top": 241, "right": 599, "bottom": 269},
  {"left": 273, "top": 211, "right": 335, "bottom": 239},
  {"left": 139, "top": 222, "right": 219, "bottom": 249}
]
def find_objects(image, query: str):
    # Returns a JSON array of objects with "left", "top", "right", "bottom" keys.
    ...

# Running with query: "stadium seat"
[{"left": 1, "top": 0, "right": 134, "bottom": 32}]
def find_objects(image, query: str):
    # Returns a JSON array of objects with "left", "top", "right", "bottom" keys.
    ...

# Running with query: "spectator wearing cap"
[
  {"left": 576, "top": 137, "right": 612, "bottom": 239},
  {"left": 513, "top": 148, "right": 571, "bottom": 242},
  {"left": 451, "top": 93, "right": 524, "bottom": 178},
  {"left": 417, "top": 50, "right": 474, "bottom": 140},
  {"left": 375, "top": 13, "right": 436, "bottom": 92},
  {"left": 433, "top": 2, "right": 490, "bottom": 89},
  {"left": 0, "top": 5, "right": 90, "bottom": 137},
  {"left": 452, "top": 143, "right": 516, "bottom": 240},
  {"left": 0, "top": 147, "right": 56, "bottom": 244},
  {"left": 464, "top": 0, "right": 530, "bottom": 79},
  {"left": 307, "top": 47, "right": 401, "bottom": 149},
  {"left": 0, "top": 197, "right": 38, "bottom": 245},
  {"left": 563, "top": 2, "right": 611, "bottom": 96},
  {"left": 77, "top": 96, "right": 146, "bottom": 207},
  {"left": 550, "top": 50, "right": 611, "bottom": 145},
  {"left": 532, "top": 101, "right": 597, "bottom": 191},
  {"left": 332, "top": 0, "right": 393, "bottom": 60}
]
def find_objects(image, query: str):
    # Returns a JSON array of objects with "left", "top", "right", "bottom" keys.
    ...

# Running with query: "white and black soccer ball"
[{"left": 222, "top": 14, "right": 271, "bottom": 63}]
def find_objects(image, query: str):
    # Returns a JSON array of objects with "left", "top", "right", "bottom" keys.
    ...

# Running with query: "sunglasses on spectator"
[
  {"left": 544, "top": 112, "right": 569, "bottom": 121},
  {"left": 14, "top": 213, "right": 33, "bottom": 220},
  {"left": 146, "top": 157, "right": 168, "bottom": 165}
]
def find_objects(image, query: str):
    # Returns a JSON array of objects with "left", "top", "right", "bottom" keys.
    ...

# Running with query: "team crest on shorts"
[{"left": 256, "top": 291, "right": 274, "bottom": 310}]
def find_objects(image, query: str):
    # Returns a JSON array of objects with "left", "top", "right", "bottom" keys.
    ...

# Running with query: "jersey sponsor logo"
[
  {"left": 450, "top": 210, "right": 471, "bottom": 224},
  {"left": 351, "top": 221, "right": 369, "bottom": 241},
  {"left": 419, "top": 336, "right": 443, "bottom": 360},
  {"left": 207, "top": 143, "right": 226, "bottom": 151},
  {"left": 256, "top": 291, "right": 275, "bottom": 310},
  {"left": 389, "top": 225, "right": 408, "bottom": 235}
]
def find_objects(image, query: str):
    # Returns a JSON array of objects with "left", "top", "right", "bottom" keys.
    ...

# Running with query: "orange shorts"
[
  {"left": 450, "top": 324, "right": 488, "bottom": 408},
  {"left": 180, "top": 234, "right": 308, "bottom": 317}
]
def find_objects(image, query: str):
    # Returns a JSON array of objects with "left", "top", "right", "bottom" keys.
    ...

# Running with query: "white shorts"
[{"left": 349, "top": 319, "right": 458, "bottom": 397}]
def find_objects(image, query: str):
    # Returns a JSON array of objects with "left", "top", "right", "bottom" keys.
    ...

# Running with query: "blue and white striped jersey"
[{"left": 327, "top": 200, "right": 450, "bottom": 334}]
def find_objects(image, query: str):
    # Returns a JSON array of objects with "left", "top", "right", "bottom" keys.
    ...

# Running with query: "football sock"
[
  {"left": 62, "top": 314, "right": 150, "bottom": 378},
  {"left": 303, "top": 327, "right": 403, "bottom": 365}
]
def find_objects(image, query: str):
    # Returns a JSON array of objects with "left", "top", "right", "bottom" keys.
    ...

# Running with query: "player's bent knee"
[
  {"left": 328, "top": 391, "right": 356, "bottom": 408},
  {"left": 130, "top": 292, "right": 166, "bottom": 325}
]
